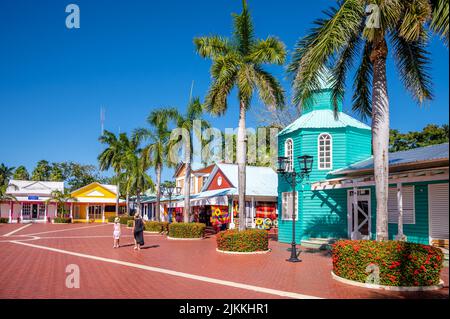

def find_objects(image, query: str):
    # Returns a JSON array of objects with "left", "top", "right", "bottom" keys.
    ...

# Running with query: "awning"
[{"left": 190, "top": 188, "right": 234, "bottom": 207}]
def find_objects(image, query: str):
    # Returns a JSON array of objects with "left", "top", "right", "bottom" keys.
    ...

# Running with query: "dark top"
[{"left": 134, "top": 218, "right": 144, "bottom": 245}]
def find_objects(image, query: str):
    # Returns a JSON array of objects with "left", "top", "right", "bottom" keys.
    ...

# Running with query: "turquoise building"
[{"left": 277, "top": 78, "right": 449, "bottom": 248}]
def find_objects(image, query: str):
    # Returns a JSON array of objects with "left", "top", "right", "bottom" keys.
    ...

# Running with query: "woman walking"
[{"left": 133, "top": 212, "right": 145, "bottom": 250}]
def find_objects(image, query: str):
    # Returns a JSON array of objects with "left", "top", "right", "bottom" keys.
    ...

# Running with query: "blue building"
[{"left": 277, "top": 77, "right": 449, "bottom": 249}]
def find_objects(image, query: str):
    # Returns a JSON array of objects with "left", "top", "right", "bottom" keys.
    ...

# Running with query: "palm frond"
[
  {"left": 249, "top": 37, "right": 286, "bottom": 65},
  {"left": 391, "top": 30, "right": 433, "bottom": 104},
  {"left": 398, "top": 0, "right": 431, "bottom": 42},
  {"left": 352, "top": 41, "right": 373, "bottom": 120},
  {"left": 193, "top": 36, "right": 231, "bottom": 58},
  {"left": 232, "top": 0, "right": 255, "bottom": 55},
  {"left": 430, "top": 0, "right": 449, "bottom": 46},
  {"left": 253, "top": 66, "right": 285, "bottom": 110}
]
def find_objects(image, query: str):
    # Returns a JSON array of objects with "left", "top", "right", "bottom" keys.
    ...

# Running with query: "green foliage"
[
  {"left": 127, "top": 220, "right": 134, "bottom": 227},
  {"left": 53, "top": 217, "right": 72, "bottom": 224},
  {"left": 216, "top": 229, "right": 269, "bottom": 252},
  {"left": 145, "top": 221, "right": 169, "bottom": 233},
  {"left": 390, "top": 124, "right": 449, "bottom": 152},
  {"left": 119, "top": 216, "right": 134, "bottom": 225},
  {"left": 168, "top": 222, "right": 206, "bottom": 238},
  {"left": 107, "top": 216, "right": 117, "bottom": 223},
  {"left": 31, "top": 160, "right": 52, "bottom": 181},
  {"left": 0, "top": 217, "right": 9, "bottom": 223},
  {"left": 13, "top": 166, "right": 30, "bottom": 180},
  {"left": 332, "top": 240, "right": 444, "bottom": 287},
  {"left": 0, "top": 163, "right": 15, "bottom": 187}
]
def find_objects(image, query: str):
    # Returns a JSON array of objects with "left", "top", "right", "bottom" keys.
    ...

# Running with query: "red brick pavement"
[{"left": 0, "top": 223, "right": 448, "bottom": 299}]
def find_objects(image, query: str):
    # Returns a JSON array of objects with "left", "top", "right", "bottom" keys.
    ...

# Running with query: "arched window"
[
  {"left": 285, "top": 138, "right": 294, "bottom": 172},
  {"left": 318, "top": 133, "right": 332, "bottom": 170}
]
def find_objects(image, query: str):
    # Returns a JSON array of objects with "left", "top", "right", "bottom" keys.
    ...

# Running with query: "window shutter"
[
  {"left": 429, "top": 183, "right": 449, "bottom": 239},
  {"left": 388, "top": 186, "right": 415, "bottom": 224}
]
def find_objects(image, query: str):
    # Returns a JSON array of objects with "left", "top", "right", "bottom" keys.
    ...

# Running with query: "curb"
[
  {"left": 216, "top": 248, "right": 271, "bottom": 255},
  {"left": 331, "top": 271, "right": 444, "bottom": 292},
  {"left": 167, "top": 236, "right": 204, "bottom": 241}
]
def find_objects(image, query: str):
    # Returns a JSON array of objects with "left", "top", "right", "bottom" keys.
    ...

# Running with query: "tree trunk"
[
  {"left": 115, "top": 181, "right": 120, "bottom": 217},
  {"left": 184, "top": 148, "right": 192, "bottom": 223},
  {"left": 370, "top": 37, "right": 390, "bottom": 241},
  {"left": 155, "top": 163, "right": 162, "bottom": 222},
  {"left": 136, "top": 190, "right": 141, "bottom": 216},
  {"left": 237, "top": 101, "right": 247, "bottom": 231},
  {"left": 126, "top": 193, "right": 130, "bottom": 216}
]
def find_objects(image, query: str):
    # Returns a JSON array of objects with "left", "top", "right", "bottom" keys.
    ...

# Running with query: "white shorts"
[{"left": 113, "top": 231, "right": 121, "bottom": 240}]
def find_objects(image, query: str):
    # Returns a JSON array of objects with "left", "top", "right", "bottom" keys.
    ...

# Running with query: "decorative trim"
[
  {"left": 216, "top": 248, "right": 271, "bottom": 255},
  {"left": 331, "top": 271, "right": 444, "bottom": 292}
]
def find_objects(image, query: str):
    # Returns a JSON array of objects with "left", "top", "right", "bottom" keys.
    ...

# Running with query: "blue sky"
[{"left": 0, "top": 0, "right": 448, "bottom": 182}]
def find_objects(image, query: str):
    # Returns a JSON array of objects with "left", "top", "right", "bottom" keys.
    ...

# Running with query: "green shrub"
[
  {"left": 119, "top": 216, "right": 134, "bottom": 225},
  {"left": 168, "top": 222, "right": 206, "bottom": 238},
  {"left": 216, "top": 229, "right": 269, "bottom": 252},
  {"left": 107, "top": 216, "right": 116, "bottom": 223},
  {"left": 127, "top": 220, "right": 134, "bottom": 227},
  {"left": 0, "top": 217, "right": 9, "bottom": 223},
  {"left": 145, "top": 221, "right": 169, "bottom": 233},
  {"left": 53, "top": 217, "right": 72, "bottom": 224},
  {"left": 332, "top": 240, "right": 444, "bottom": 287}
]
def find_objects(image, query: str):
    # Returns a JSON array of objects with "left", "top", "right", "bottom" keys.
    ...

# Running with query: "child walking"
[{"left": 113, "top": 217, "right": 121, "bottom": 248}]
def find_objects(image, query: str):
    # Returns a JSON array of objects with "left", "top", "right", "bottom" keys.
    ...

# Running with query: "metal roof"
[
  {"left": 331, "top": 143, "right": 449, "bottom": 175},
  {"left": 278, "top": 110, "right": 371, "bottom": 136}
]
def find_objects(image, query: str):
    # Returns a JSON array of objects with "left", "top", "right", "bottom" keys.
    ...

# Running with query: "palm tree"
[
  {"left": 13, "top": 166, "right": 30, "bottom": 180},
  {"left": 172, "top": 97, "right": 210, "bottom": 223},
  {"left": 47, "top": 190, "right": 77, "bottom": 218},
  {"left": 123, "top": 140, "right": 155, "bottom": 217},
  {"left": 194, "top": 0, "right": 286, "bottom": 230},
  {"left": 134, "top": 108, "right": 179, "bottom": 222},
  {"left": 0, "top": 163, "right": 15, "bottom": 187},
  {"left": 288, "top": 0, "right": 447, "bottom": 240},
  {"left": 98, "top": 130, "right": 126, "bottom": 216}
]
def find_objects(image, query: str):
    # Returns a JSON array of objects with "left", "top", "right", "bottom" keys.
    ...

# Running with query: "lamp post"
[
  {"left": 277, "top": 155, "right": 313, "bottom": 263},
  {"left": 161, "top": 185, "right": 181, "bottom": 223}
]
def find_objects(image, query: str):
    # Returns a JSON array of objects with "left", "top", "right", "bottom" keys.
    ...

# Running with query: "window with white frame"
[
  {"left": 284, "top": 139, "right": 294, "bottom": 172},
  {"left": 388, "top": 186, "right": 415, "bottom": 224},
  {"left": 318, "top": 133, "right": 332, "bottom": 170},
  {"left": 22, "top": 203, "right": 31, "bottom": 219},
  {"left": 281, "top": 192, "right": 298, "bottom": 220}
]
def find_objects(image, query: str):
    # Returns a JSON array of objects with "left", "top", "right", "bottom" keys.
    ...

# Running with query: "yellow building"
[{"left": 70, "top": 182, "right": 126, "bottom": 223}]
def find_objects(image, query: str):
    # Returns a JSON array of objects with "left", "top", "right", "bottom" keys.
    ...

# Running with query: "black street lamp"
[
  {"left": 161, "top": 185, "right": 182, "bottom": 223},
  {"left": 277, "top": 155, "right": 313, "bottom": 263}
]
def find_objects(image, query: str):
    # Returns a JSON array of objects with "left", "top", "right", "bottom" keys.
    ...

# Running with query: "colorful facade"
[{"left": 277, "top": 75, "right": 449, "bottom": 247}]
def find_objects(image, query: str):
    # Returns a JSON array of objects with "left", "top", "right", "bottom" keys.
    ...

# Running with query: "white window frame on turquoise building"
[
  {"left": 281, "top": 191, "right": 298, "bottom": 220},
  {"left": 388, "top": 185, "right": 415, "bottom": 224},
  {"left": 284, "top": 138, "right": 294, "bottom": 172},
  {"left": 318, "top": 133, "right": 332, "bottom": 170}
]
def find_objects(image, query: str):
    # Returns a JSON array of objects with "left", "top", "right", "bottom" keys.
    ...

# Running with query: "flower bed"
[
  {"left": 216, "top": 229, "right": 269, "bottom": 253},
  {"left": 0, "top": 217, "right": 9, "bottom": 223},
  {"left": 168, "top": 222, "right": 205, "bottom": 239},
  {"left": 145, "top": 221, "right": 169, "bottom": 233},
  {"left": 332, "top": 240, "right": 444, "bottom": 287},
  {"left": 53, "top": 217, "right": 72, "bottom": 224}
]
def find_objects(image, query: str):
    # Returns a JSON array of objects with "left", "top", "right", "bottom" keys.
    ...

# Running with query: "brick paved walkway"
[{"left": 0, "top": 223, "right": 448, "bottom": 299}]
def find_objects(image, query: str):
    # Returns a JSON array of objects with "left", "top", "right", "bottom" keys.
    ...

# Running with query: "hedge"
[
  {"left": 145, "top": 221, "right": 169, "bottom": 233},
  {"left": 127, "top": 220, "right": 134, "bottom": 227},
  {"left": 54, "top": 217, "right": 72, "bottom": 224},
  {"left": 332, "top": 240, "right": 444, "bottom": 287},
  {"left": 216, "top": 229, "right": 269, "bottom": 252},
  {"left": 0, "top": 217, "right": 9, "bottom": 223},
  {"left": 168, "top": 222, "right": 206, "bottom": 238},
  {"left": 107, "top": 216, "right": 116, "bottom": 223},
  {"left": 119, "top": 216, "right": 134, "bottom": 225}
]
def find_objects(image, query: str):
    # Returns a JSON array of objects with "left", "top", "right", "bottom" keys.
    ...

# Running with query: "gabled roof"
[
  {"left": 70, "top": 182, "right": 118, "bottom": 197},
  {"left": 202, "top": 163, "right": 278, "bottom": 197},
  {"left": 279, "top": 110, "right": 371, "bottom": 136},
  {"left": 331, "top": 143, "right": 449, "bottom": 175},
  {"left": 7, "top": 180, "right": 64, "bottom": 195}
]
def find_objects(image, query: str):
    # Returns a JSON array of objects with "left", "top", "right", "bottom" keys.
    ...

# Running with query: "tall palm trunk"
[
  {"left": 126, "top": 193, "right": 130, "bottom": 216},
  {"left": 155, "top": 163, "right": 162, "bottom": 222},
  {"left": 136, "top": 190, "right": 141, "bottom": 216},
  {"left": 183, "top": 148, "right": 192, "bottom": 223},
  {"left": 237, "top": 101, "right": 247, "bottom": 231},
  {"left": 115, "top": 180, "right": 120, "bottom": 217},
  {"left": 370, "top": 38, "right": 390, "bottom": 241}
]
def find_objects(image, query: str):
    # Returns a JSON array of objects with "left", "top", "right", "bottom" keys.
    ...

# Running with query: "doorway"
[{"left": 348, "top": 189, "right": 371, "bottom": 239}]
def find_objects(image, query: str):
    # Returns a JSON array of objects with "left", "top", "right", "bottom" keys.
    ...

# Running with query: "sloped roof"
[
  {"left": 203, "top": 163, "right": 278, "bottom": 197},
  {"left": 331, "top": 143, "right": 449, "bottom": 175},
  {"left": 279, "top": 110, "right": 371, "bottom": 136},
  {"left": 7, "top": 180, "right": 64, "bottom": 195}
]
